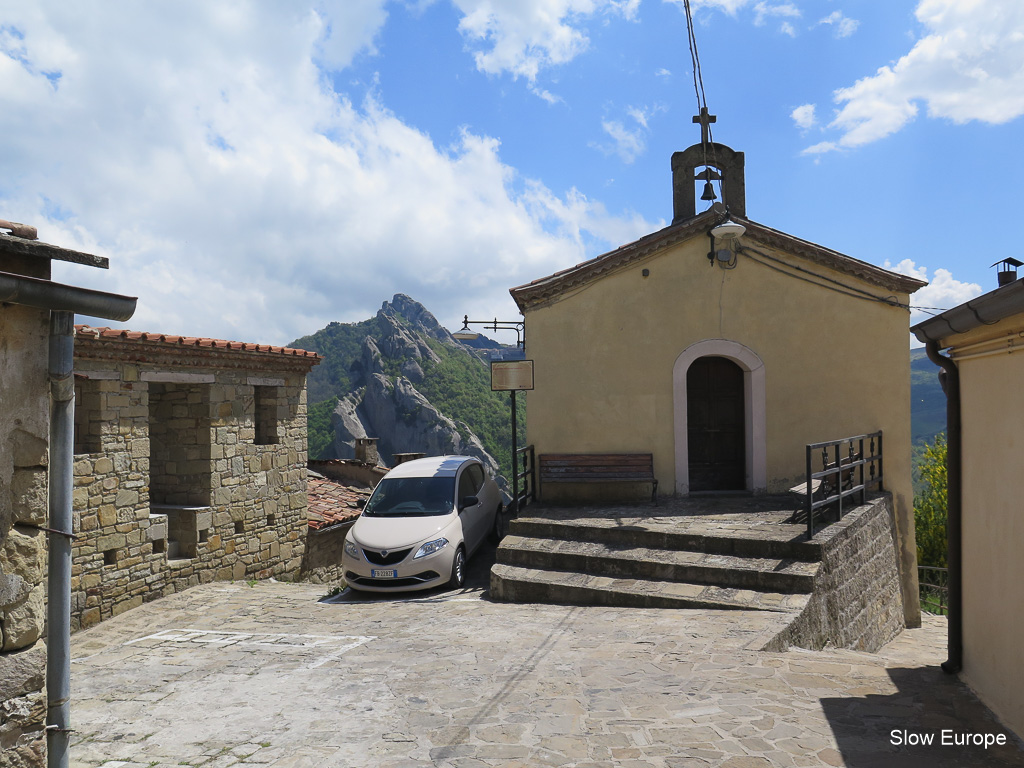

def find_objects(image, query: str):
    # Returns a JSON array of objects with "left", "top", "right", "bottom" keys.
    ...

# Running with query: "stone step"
[
  {"left": 489, "top": 564, "right": 811, "bottom": 613},
  {"left": 509, "top": 515, "right": 821, "bottom": 562},
  {"left": 496, "top": 535, "right": 818, "bottom": 594}
]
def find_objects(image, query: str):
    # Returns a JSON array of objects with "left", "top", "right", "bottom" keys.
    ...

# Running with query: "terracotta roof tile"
[
  {"left": 74, "top": 325, "right": 320, "bottom": 360},
  {"left": 307, "top": 474, "right": 369, "bottom": 531}
]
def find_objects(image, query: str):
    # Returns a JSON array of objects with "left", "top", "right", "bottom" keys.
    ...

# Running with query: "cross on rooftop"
[{"left": 693, "top": 107, "right": 716, "bottom": 145}]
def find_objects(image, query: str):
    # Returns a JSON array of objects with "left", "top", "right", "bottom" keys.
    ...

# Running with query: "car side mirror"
[{"left": 459, "top": 495, "right": 478, "bottom": 511}]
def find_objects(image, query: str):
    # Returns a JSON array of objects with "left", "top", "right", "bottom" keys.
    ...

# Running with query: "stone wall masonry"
[
  {"left": 0, "top": 303, "right": 50, "bottom": 767},
  {"left": 301, "top": 523, "right": 353, "bottom": 585},
  {"left": 70, "top": 358, "right": 313, "bottom": 632},
  {"left": 765, "top": 493, "right": 906, "bottom": 653}
]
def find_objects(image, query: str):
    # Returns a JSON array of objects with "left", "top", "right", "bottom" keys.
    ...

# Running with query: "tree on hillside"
[{"left": 914, "top": 432, "right": 947, "bottom": 568}]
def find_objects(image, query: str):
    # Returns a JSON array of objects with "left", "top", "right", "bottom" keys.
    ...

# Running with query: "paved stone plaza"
[{"left": 69, "top": 560, "right": 1023, "bottom": 768}]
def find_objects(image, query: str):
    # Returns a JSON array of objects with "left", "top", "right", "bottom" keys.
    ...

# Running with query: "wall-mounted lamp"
[
  {"left": 453, "top": 315, "right": 525, "bottom": 348},
  {"left": 707, "top": 218, "right": 746, "bottom": 267}
]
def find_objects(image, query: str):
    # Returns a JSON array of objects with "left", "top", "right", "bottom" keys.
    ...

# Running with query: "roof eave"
[
  {"left": 511, "top": 211, "right": 926, "bottom": 313},
  {"left": 912, "top": 278, "right": 1024, "bottom": 345}
]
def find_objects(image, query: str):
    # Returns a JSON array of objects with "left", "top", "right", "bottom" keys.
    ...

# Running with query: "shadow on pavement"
[{"left": 821, "top": 666, "right": 1024, "bottom": 767}]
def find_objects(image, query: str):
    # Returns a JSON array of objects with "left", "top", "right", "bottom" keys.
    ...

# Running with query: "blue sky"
[{"left": 2, "top": 0, "right": 1021, "bottom": 346}]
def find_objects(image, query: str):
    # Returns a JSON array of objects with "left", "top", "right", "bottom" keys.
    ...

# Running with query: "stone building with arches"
[{"left": 510, "top": 136, "right": 925, "bottom": 621}]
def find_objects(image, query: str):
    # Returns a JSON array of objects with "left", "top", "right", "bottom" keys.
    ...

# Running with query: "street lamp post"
[{"left": 452, "top": 316, "right": 529, "bottom": 518}]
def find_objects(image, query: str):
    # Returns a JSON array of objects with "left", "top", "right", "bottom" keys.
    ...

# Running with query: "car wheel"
[
  {"left": 449, "top": 546, "right": 466, "bottom": 589},
  {"left": 489, "top": 504, "right": 506, "bottom": 543}
]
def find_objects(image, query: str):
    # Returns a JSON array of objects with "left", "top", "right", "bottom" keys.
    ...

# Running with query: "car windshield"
[{"left": 362, "top": 476, "right": 456, "bottom": 517}]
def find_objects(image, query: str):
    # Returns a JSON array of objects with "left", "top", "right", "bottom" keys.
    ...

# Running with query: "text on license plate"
[{"left": 371, "top": 569, "right": 397, "bottom": 578}]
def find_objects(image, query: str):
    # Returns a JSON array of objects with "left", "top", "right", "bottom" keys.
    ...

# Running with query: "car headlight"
[
  {"left": 413, "top": 538, "right": 448, "bottom": 559},
  {"left": 344, "top": 538, "right": 361, "bottom": 559}
]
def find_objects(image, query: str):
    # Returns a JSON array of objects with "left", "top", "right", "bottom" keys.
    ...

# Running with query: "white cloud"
[
  {"left": 752, "top": 2, "right": 801, "bottom": 27},
  {"left": 801, "top": 140, "right": 838, "bottom": 155},
  {"left": 817, "top": 10, "right": 859, "bottom": 39},
  {"left": 315, "top": 0, "right": 390, "bottom": 70},
  {"left": 668, "top": 0, "right": 751, "bottom": 16},
  {"left": 812, "top": 0, "right": 1024, "bottom": 151},
  {"left": 593, "top": 104, "right": 665, "bottom": 163},
  {"left": 450, "top": 0, "right": 638, "bottom": 83},
  {"left": 780, "top": 21, "right": 797, "bottom": 37},
  {"left": 0, "top": 1, "right": 655, "bottom": 345},
  {"left": 791, "top": 103, "right": 817, "bottom": 130},
  {"left": 884, "top": 258, "right": 984, "bottom": 326}
]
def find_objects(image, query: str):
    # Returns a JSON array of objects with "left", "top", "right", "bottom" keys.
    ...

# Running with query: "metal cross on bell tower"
[{"left": 693, "top": 107, "right": 716, "bottom": 145}]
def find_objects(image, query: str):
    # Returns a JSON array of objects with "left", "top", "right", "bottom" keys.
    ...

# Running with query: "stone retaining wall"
[
  {"left": 300, "top": 523, "right": 354, "bottom": 585},
  {"left": 766, "top": 493, "right": 905, "bottom": 653}
]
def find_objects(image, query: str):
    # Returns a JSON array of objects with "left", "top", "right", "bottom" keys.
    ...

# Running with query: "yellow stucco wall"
[
  {"left": 943, "top": 321, "right": 1024, "bottom": 738},
  {"left": 522, "top": 234, "right": 919, "bottom": 624}
]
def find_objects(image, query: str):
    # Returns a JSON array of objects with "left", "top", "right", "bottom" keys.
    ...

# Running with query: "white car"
[{"left": 342, "top": 455, "right": 503, "bottom": 592}]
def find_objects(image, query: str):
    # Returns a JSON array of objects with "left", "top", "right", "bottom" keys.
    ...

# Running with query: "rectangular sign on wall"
[{"left": 491, "top": 360, "right": 534, "bottom": 391}]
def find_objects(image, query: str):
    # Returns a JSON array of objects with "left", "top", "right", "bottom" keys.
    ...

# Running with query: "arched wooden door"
[{"left": 686, "top": 356, "right": 746, "bottom": 491}]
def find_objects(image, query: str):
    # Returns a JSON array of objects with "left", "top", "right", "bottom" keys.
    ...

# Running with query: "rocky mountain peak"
[{"left": 379, "top": 294, "right": 450, "bottom": 343}]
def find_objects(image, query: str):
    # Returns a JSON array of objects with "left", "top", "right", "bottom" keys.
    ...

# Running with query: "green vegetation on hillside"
[
  {"left": 914, "top": 432, "right": 947, "bottom": 568},
  {"left": 415, "top": 339, "right": 526, "bottom": 480},
  {"left": 307, "top": 396, "right": 338, "bottom": 461},
  {"left": 910, "top": 347, "right": 945, "bottom": 444},
  {"left": 290, "top": 318, "right": 378, "bottom": 403},
  {"left": 291, "top": 309, "right": 524, "bottom": 481}
]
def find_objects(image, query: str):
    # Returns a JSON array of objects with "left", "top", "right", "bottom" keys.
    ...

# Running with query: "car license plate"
[{"left": 371, "top": 569, "right": 397, "bottom": 578}]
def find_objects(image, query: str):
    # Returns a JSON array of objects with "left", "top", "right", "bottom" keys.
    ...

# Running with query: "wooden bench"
[
  {"left": 788, "top": 452, "right": 861, "bottom": 517},
  {"left": 539, "top": 453, "right": 658, "bottom": 503}
]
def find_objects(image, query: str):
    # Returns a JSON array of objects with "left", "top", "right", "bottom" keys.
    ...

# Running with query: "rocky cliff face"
[{"left": 322, "top": 295, "right": 502, "bottom": 481}]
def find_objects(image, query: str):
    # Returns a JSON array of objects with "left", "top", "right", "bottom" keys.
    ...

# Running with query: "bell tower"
[{"left": 672, "top": 108, "right": 746, "bottom": 224}]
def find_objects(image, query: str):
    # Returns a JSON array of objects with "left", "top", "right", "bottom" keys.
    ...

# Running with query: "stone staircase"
[{"left": 489, "top": 504, "right": 823, "bottom": 613}]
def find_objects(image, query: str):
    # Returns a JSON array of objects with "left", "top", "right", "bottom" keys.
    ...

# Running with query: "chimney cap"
[{"left": 991, "top": 257, "right": 1024, "bottom": 269}]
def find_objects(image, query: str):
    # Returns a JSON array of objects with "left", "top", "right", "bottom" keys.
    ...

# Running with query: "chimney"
[
  {"left": 992, "top": 258, "right": 1023, "bottom": 287},
  {"left": 354, "top": 437, "right": 380, "bottom": 465}
]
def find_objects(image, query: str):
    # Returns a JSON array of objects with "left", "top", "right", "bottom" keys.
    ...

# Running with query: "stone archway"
[{"left": 673, "top": 340, "right": 766, "bottom": 495}]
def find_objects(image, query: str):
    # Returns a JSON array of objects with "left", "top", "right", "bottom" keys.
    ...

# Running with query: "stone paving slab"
[{"left": 68, "top": 580, "right": 1024, "bottom": 768}]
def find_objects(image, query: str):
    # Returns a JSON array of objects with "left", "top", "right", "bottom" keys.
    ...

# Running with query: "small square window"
[
  {"left": 198, "top": 529, "right": 209, "bottom": 544},
  {"left": 266, "top": 514, "right": 276, "bottom": 527},
  {"left": 254, "top": 386, "right": 281, "bottom": 445},
  {"left": 234, "top": 521, "right": 245, "bottom": 535},
  {"left": 103, "top": 549, "right": 118, "bottom": 566},
  {"left": 74, "top": 378, "right": 104, "bottom": 454}
]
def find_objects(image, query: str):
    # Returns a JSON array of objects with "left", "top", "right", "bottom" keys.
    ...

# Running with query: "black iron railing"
[
  {"left": 919, "top": 566, "right": 949, "bottom": 615},
  {"left": 802, "top": 431, "right": 884, "bottom": 539},
  {"left": 513, "top": 444, "right": 535, "bottom": 513}
]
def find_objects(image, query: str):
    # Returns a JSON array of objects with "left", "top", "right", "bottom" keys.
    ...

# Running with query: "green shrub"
[{"left": 914, "top": 432, "right": 947, "bottom": 568}]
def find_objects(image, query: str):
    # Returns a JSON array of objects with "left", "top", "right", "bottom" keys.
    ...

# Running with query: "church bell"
[{"left": 700, "top": 181, "right": 717, "bottom": 201}]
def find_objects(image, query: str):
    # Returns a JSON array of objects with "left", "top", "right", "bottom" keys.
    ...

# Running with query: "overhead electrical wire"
[
  {"left": 738, "top": 244, "right": 909, "bottom": 310},
  {"left": 681, "top": 0, "right": 722, "bottom": 201}
]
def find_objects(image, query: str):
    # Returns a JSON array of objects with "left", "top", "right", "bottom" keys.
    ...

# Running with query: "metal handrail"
[
  {"left": 803, "top": 431, "right": 884, "bottom": 539},
  {"left": 919, "top": 565, "right": 949, "bottom": 615},
  {"left": 513, "top": 444, "right": 535, "bottom": 512}
]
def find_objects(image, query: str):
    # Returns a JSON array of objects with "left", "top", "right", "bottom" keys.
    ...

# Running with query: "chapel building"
[{"left": 511, "top": 120, "right": 926, "bottom": 624}]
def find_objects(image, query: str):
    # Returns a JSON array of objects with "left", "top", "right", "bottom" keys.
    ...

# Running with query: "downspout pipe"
[
  {"left": 925, "top": 340, "right": 962, "bottom": 674},
  {"left": 47, "top": 311, "right": 75, "bottom": 768}
]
